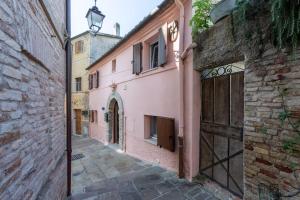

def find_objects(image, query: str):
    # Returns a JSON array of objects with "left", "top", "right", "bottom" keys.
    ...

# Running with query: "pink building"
[{"left": 86, "top": 0, "right": 200, "bottom": 180}]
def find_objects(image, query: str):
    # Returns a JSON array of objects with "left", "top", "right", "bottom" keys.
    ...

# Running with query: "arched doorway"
[{"left": 106, "top": 92, "right": 124, "bottom": 149}]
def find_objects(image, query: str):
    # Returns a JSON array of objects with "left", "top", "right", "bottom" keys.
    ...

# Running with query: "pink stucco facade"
[{"left": 88, "top": 0, "right": 200, "bottom": 179}]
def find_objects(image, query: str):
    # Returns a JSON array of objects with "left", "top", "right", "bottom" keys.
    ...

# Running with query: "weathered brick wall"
[
  {"left": 194, "top": 9, "right": 300, "bottom": 200},
  {"left": 0, "top": 1, "right": 66, "bottom": 199},
  {"left": 243, "top": 42, "right": 300, "bottom": 200}
]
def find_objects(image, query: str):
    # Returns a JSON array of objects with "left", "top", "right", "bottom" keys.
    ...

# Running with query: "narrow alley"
[
  {"left": 71, "top": 136, "right": 220, "bottom": 200},
  {"left": 1, "top": 0, "right": 300, "bottom": 199}
]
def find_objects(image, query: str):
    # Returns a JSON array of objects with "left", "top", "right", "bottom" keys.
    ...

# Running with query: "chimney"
[{"left": 114, "top": 23, "right": 120, "bottom": 37}]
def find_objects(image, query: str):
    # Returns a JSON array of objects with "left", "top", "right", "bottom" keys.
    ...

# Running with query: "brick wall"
[
  {"left": 194, "top": 9, "right": 300, "bottom": 200},
  {"left": 243, "top": 45, "right": 300, "bottom": 200},
  {"left": 0, "top": 1, "right": 66, "bottom": 199}
]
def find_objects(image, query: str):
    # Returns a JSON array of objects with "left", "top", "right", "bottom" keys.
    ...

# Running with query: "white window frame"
[{"left": 150, "top": 41, "right": 159, "bottom": 69}]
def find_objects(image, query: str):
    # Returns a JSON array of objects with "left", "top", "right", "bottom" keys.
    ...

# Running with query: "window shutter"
[
  {"left": 75, "top": 42, "right": 79, "bottom": 54},
  {"left": 88, "top": 75, "right": 91, "bottom": 90},
  {"left": 104, "top": 112, "right": 109, "bottom": 123},
  {"left": 132, "top": 43, "right": 142, "bottom": 75},
  {"left": 93, "top": 74, "right": 97, "bottom": 88},
  {"left": 94, "top": 111, "right": 97, "bottom": 123},
  {"left": 96, "top": 71, "right": 99, "bottom": 88},
  {"left": 158, "top": 26, "right": 167, "bottom": 66},
  {"left": 91, "top": 111, "right": 95, "bottom": 123},
  {"left": 91, "top": 74, "right": 94, "bottom": 89},
  {"left": 80, "top": 41, "right": 84, "bottom": 53},
  {"left": 157, "top": 117, "right": 175, "bottom": 152},
  {"left": 89, "top": 110, "right": 92, "bottom": 122}
]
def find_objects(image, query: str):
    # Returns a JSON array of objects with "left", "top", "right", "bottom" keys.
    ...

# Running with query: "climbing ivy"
[
  {"left": 271, "top": 0, "right": 300, "bottom": 54},
  {"left": 258, "top": 88, "right": 300, "bottom": 155},
  {"left": 278, "top": 88, "right": 300, "bottom": 154},
  {"left": 234, "top": 0, "right": 300, "bottom": 54},
  {"left": 191, "top": 0, "right": 300, "bottom": 54},
  {"left": 256, "top": 88, "right": 300, "bottom": 198}
]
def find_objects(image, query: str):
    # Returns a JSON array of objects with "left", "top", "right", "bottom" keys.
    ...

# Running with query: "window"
[
  {"left": 88, "top": 71, "right": 99, "bottom": 90},
  {"left": 112, "top": 59, "right": 116, "bottom": 73},
  {"left": 144, "top": 115, "right": 175, "bottom": 152},
  {"left": 75, "top": 40, "right": 84, "bottom": 54},
  {"left": 75, "top": 77, "right": 82, "bottom": 92},
  {"left": 82, "top": 110, "right": 89, "bottom": 120},
  {"left": 150, "top": 116, "right": 157, "bottom": 140},
  {"left": 150, "top": 42, "right": 159, "bottom": 69},
  {"left": 133, "top": 27, "right": 167, "bottom": 74}
]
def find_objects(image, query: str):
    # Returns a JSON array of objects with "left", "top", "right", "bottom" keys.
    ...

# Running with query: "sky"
[{"left": 71, "top": 0, "right": 164, "bottom": 37}]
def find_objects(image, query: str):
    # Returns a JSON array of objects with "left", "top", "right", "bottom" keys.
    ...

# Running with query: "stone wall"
[
  {"left": 194, "top": 8, "right": 300, "bottom": 200},
  {"left": 0, "top": 0, "right": 67, "bottom": 200}
]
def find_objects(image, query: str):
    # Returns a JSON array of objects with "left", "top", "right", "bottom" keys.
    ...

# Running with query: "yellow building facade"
[{"left": 71, "top": 31, "right": 121, "bottom": 136}]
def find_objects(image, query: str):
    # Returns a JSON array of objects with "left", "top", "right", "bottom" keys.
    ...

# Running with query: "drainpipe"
[
  {"left": 66, "top": 0, "right": 72, "bottom": 196},
  {"left": 181, "top": 42, "right": 197, "bottom": 60},
  {"left": 175, "top": 0, "right": 185, "bottom": 179}
]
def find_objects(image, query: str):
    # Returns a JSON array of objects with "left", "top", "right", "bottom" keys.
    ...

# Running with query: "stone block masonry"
[{"left": 0, "top": 0, "right": 66, "bottom": 200}]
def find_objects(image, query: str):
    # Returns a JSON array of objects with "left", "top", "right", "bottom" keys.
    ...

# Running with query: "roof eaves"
[{"left": 71, "top": 31, "right": 123, "bottom": 41}]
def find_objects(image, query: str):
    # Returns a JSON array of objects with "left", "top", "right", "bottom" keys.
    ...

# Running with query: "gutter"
[{"left": 175, "top": 0, "right": 185, "bottom": 179}]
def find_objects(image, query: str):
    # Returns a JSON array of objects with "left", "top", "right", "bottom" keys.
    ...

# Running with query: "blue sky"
[{"left": 71, "top": 0, "right": 164, "bottom": 37}]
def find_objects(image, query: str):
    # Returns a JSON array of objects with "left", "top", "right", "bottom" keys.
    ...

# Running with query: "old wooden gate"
[{"left": 200, "top": 64, "right": 244, "bottom": 197}]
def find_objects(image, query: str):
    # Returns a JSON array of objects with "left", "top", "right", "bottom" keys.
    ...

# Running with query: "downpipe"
[
  {"left": 66, "top": 0, "right": 72, "bottom": 197},
  {"left": 175, "top": 0, "right": 185, "bottom": 179}
]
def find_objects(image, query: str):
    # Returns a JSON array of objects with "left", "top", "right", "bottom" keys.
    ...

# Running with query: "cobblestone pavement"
[{"left": 70, "top": 136, "right": 221, "bottom": 200}]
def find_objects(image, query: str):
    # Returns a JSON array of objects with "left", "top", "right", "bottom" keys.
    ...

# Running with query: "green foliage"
[
  {"left": 233, "top": 0, "right": 300, "bottom": 54},
  {"left": 271, "top": 0, "right": 300, "bottom": 54},
  {"left": 260, "top": 127, "right": 268, "bottom": 135},
  {"left": 289, "top": 162, "right": 299, "bottom": 170},
  {"left": 278, "top": 87, "right": 300, "bottom": 154},
  {"left": 235, "top": 0, "right": 251, "bottom": 23},
  {"left": 190, "top": 0, "right": 213, "bottom": 35},
  {"left": 279, "top": 111, "right": 291, "bottom": 125},
  {"left": 283, "top": 139, "right": 297, "bottom": 153}
]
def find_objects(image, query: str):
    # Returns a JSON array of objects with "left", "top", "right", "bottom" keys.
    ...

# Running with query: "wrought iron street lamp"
[{"left": 86, "top": 0, "right": 105, "bottom": 34}]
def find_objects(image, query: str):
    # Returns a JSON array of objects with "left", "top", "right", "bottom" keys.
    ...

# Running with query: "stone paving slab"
[{"left": 70, "top": 136, "right": 225, "bottom": 200}]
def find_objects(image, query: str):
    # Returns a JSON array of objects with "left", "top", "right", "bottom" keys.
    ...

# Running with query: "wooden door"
[
  {"left": 200, "top": 67, "right": 244, "bottom": 197},
  {"left": 75, "top": 109, "right": 82, "bottom": 135},
  {"left": 113, "top": 102, "right": 119, "bottom": 144}
]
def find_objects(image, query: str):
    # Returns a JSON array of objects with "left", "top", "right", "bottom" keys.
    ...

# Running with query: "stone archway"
[{"left": 106, "top": 92, "right": 124, "bottom": 150}]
